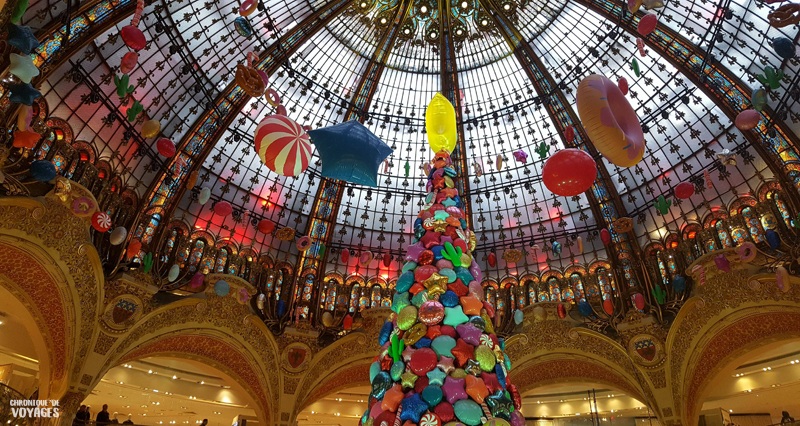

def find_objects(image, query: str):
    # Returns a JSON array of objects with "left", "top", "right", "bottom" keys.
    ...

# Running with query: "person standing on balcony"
[{"left": 781, "top": 412, "right": 795, "bottom": 424}]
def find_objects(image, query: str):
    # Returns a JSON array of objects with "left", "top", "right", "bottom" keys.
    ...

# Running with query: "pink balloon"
[
  {"left": 735, "top": 110, "right": 761, "bottom": 131},
  {"left": 120, "top": 52, "right": 138, "bottom": 74},
  {"left": 214, "top": 201, "right": 233, "bottom": 217}
]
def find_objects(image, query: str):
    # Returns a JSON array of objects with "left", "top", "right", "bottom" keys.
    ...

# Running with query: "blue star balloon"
[
  {"left": 9, "top": 83, "right": 41, "bottom": 105},
  {"left": 7, "top": 24, "right": 40, "bottom": 55},
  {"left": 308, "top": 120, "right": 393, "bottom": 187},
  {"left": 399, "top": 394, "right": 427, "bottom": 423}
]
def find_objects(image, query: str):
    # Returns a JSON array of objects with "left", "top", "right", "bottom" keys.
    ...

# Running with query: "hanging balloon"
[
  {"left": 425, "top": 93, "right": 457, "bottom": 153},
  {"left": 674, "top": 182, "right": 694, "bottom": 199},
  {"left": 198, "top": 187, "right": 211, "bottom": 204},
  {"left": 383, "top": 252, "right": 392, "bottom": 268},
  {"left": 776, "top": 266, "right": 791, "bottom": 292},
  {"left": 632, "top": 293, "right": 645, "bottom": 310},
  {"left": 109, "top": 226, "right": 128, "bottom": 245},
  {"left": 168, "top": 264, "right": 180, "bottom": 282},
  {"left": 341, "top": 248, "right": 350, "bottom": 263},
  {"left": 30, "top": 160, "right": 56, "bottom": 182},
  {"left": 735, "top": 110, "right": 761, "bottom": 131},
  {"left": 766, "top": 229, "right": 781, "bottom": 249},
  {"left": 92, "top": 211, "right": 112, "bottom": 232},
  {"left": 214, "top": 280, "right": 230, "bottom": 296},
  {"left": 600, "top": 228, "right": 611, "bottom": 245},
  {"left": 214, "top": 201, "right": 233, "bottom": 217},
  {"left": 343, "top": 314, "right": 353, "bottom": 330},
  {"left": 542, "top": 148, "right": 597, "bottom": 196},
  {"left": 239, "top": 0, "right": 257, "bottom": 16},
  {"left": 631, "top": 58, "right": 641, "bottom": 77},
  {"left": 277, "top": 300, "right": 286, "bottom": 316},
  {"left": 233, "top": 16, "right": 254, "bottom": 38},
  {"left": 254, "top": 115, "right": 313, "bottom": 177},
  {"left": 557, "top": 303, "right": 567, "bottom": 319},
  {"left": 565, "top": 125, "right": 575, "bottom": 143},
  {"left": 576, "top": 236, "right": 584, "bottom": 253},
  {"left": 578, "top": 300, "right": 593, "bottom": 316},
  {"left": 577, "top": 75, "right": 644, "bottom": 167},
  {"left": 186, "top": 170, "right": 199, "bottom": 190},
  {"left": 120, "top": 52, "right": 138, "bottom": 74},
  {"left": 156, "top": 137, "right": 176, "bottom": 157},
  {"left": 773, "top": 36, "right": 796, "bottom": 60},
  {"left": 359, "top": 250, "right": 373, "bottom": 267},
  {"left": 297, "top": 236, "right": 312, "bottom": 252},
  {"left": 487, "top": 252, "right": 497, "bottom": 267},
  {"left": 258, "top": 219, "right": 275, "bottom": 234},
  {"left": 191, "top": 272, "right": 205, "bottom": 288},
  {"left": 618, "top": 77, "right": 629, "bottom": 95},
  {"left": 121, "top": 25, "right": 146, "bottom": 50},
  {"left": 256, "top": 293, "right": 266, "bottom": 309},
  {"left": 751, "top": 88, "right": 768, "bottom": 112},
  {"left": 141, "top": 120, "right": 161, "bottom": 138},
  {"left": 321, "top": 311, "right": 334, "bottom": 327},
  {"left": 496, "top": 154, "right": 503, "bottom": 171},
  {"left": 513, "top": 309, "right": 523, "bottom": 325},
  {"left": 127, "top": 239, "right": 142, "bottom": 259},
  {"left": 637, "top": 13, "right": 657, "bottom": 36},
  {"left": 603, "top": 299, "right": 614, "bottom": 315}
]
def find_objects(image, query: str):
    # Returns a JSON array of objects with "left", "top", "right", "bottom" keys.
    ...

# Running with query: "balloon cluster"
[
  {"left": 8, "top": 0, "right": 43, "bottom": 150},
  {"left": 362, "top": 150, "right": 522, "bottom": 426}
]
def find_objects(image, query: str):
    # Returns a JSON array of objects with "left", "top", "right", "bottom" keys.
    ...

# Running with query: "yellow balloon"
[
  {"left": 425, "top": 93, "right": 457, "bottom": 153},
  {"left": 141, "top": 119, "right": 161, "bottom": 138}
]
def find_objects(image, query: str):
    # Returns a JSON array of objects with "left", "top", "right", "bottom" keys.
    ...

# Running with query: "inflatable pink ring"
[
  {"left": 72, "top": 196, "right": 97, "bottom": 217},
  {"left": 577, "top": 74, "right": 645, "bottom": 168},
  {"left": 296, "top": 236, "right": 311, "bottom": 252},
  {"left": 266, "top": 89, "right": 280, "bottom": 106},
  {"left": 359, "top": 250, "right": 372, "bottom": 267},
  {"left": 737, "top": 241, "right": 757, "bottom": 263},
  {"left": 239, "top": 0, "right": 258, "bottom": 16}
]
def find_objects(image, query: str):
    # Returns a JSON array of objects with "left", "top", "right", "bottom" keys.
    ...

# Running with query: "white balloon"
[
  {"left": 109, "top": 226, "right": 128, "bottom": 245},
  {"left": 513, "top": 309, "right": 524, "bottom": 325},
  {"left": 199, "top": 187, "right": 211, "bottom": 205},
  {"left": 257, "top": 293, "right": 266, "bottom": 309},
  {"left": 168, "top": 264, "right": 180, "bottom": 282}
]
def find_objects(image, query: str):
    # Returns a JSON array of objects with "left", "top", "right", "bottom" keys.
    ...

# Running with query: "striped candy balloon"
[{"left": 254, "top": 115, "right": 312, "bottom": 177}]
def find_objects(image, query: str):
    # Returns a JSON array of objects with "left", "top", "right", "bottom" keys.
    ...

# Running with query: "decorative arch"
[
  {"left": 683, "top": 307, "right": 800, "bottom": 423},
  {"left": 117, "top": 331, "right": 272, "bottom": 424}
]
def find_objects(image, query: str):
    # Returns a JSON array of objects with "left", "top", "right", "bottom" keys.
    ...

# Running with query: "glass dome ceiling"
[{"left": 27, "top": 0, "right": 800, "bottom": 282}]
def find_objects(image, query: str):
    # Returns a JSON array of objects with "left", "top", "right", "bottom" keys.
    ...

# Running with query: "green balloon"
[
  {"left": 390, "top": 361, "right": 405, "bottom": 381},
  {"left": 453, "top": 399, "right": 483, "bottom": 426},
  {"left": 421, "top": 385, "right": 443, "bottom": 407}
]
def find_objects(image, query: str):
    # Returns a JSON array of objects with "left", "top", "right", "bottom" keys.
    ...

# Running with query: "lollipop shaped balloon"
[{"left": 425, "top": 93, "right": 457, "bottom": 153}]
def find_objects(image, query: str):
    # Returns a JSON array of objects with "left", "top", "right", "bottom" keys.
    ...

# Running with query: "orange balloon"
[{"left": 465, "top": 375, "right": 489, "bottom": 403}]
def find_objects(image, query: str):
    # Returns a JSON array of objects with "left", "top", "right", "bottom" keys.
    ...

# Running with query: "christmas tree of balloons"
[{"left": 361, "top": 94, "right": 522, "bottom": 426}]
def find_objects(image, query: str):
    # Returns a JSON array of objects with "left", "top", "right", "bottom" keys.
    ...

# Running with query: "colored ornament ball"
[
  {"left": 674, "top": 181, "right": 694, "bottom": 199},
  {"left": 92, "top": 211, "right": 113, "bottom": 232},
  {"left": 214, "top": 280, "right": 230, "bottom": 296},
  {"left": 773, "top": 37, "right": 796, "bottom": 60},
  {"left": 542, "top": 148, "right": 597, "bottom": 196},
  {"left": 234, "top": 16, "right": 254, "bottom": 38},
  {"left": 121, "top": 25, "right": 146, "bottom": 51},
  {"left": 257, "top": 219, "right": 275, "bottom": 234},
  {"left": 254, "top": 115, "right": 313, "bottom": 177},
  {"left": 142, "top": 120, "right": 161, "bottom": 138},
  {"left": 30, "top": 160, "right": 57, "bottom": 182},
  {"left": 214, "top": 201, "right": 233, "bottom": 217},
  {"left": 156, "top": 138, "right": 176, "bottom": 157},
  {"left": 735, "top": 110, "right": 761, "bottom": 131},
  {"left": 120, "top": 51, "right": 139, "bottom": 74}
]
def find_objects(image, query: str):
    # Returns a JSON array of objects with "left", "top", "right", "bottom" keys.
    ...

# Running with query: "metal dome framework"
[{"left": 6, "top": 0, "right": 800, "bottom": 329}]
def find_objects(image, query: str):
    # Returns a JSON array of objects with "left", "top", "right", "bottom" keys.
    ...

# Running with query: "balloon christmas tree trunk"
[{"left": 363, "top": 150, "right": 522, "bottom": 426}]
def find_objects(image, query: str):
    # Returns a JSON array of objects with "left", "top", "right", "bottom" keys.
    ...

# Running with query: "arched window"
[
  {"left": 525, "top": 280, "right": 537, "bottom": 304},
  {"left": 596, "top": 267, "right": 614, "bottom": 301},
  {"left": 302, "top": 273, "right": 314, "bottom": 302},
  {"left": 325, "top": 280, "right": 338, "bottom": 311},
  {"left": 265, "top": 272, "right": 275, "bottom": 296},
  {"left": 740, "top": 207, "right": 765, "bottom": 243},
  {"left": 349, "top": 284, "right": 361, "bottom": 313},
  {"left": 485, "top": 286, "right": 498, "bottom": 311},
  {"left": 548, "top": 277, "right": 561, "bottom": 302},
  {"left": 569, "top": 274, "right": 586, "bottom": 302},
  {"left": 370, "top": 286, "right": 382, "bottom": 308},
  {"left": 216, "top": 248, "right": 229, "bottom": 273},
  {"left": 274, "top": 270, "right": 284, "bottom": 300},
  {"left": 162, "top": 228, "right": 179, "bottom": 262},
  {"left": 714, "top": 220, "right": 734, "bottom": 248},
  {"left": 773, "top": 193, "right": 793, "bottom": 228},
  {"left": 187, "top": 240, "right": 205, "bottom": 272}
]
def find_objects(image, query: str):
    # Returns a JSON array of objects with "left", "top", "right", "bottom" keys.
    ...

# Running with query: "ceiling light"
[
  {"left": 420, "top": 5, "right": 427, "bottom": 13},
  {"left": 481, "top": 19, "right": 489, "bottom": 25},
  {"left": 148, "top": 370, "right": 153, "bottom": 374},
  {"left": 380, "top": 18, "right": 387, "bottom": 24},
  {"left": 503, "top": 3, "right": 511, "bottom": 9},
  {"left": 359, "top": 1, "right": 366, "bottom": 6},
  {"left": 456, "top": 29, "right": 463, "bottom": 35},
  {"left": 173, "top": 375, "right": 177, "bottom": 379},
  {"left": 403, "top": 28, "right": 410, "bottom": 34},
  {"left": 461, "top": 1, "right": 468, "bottom": 6}
]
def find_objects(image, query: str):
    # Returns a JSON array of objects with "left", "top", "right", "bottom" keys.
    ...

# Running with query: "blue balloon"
[
  {"left": 415, "top": 337, "right": 432, "bottom": 348},
  {"left": 440, "top": 291, "right": 459, "bottom": 307},
  {"left": 308, "top": 120, "right": 393, "bottom": 187},
  {"left": 495, "top": 363, "right": 506, "bottom": 389},
  {"left": 378, "top": 321, "right": 393, "bottom": 346},
  {"left": 277, "top": 300, "right": 286, "bottom": 316},
  {"left": 773, "top": 37, "right": 795, "bottom": 60},
  {"left": 670, "top": 276, "right": 686, "bottom": 293},
  {"left": 234, "top": 17, "right": 253, "bottom": 38},
  {"left": 766, "top": 229, "right": 781, "bottom": 250},
  {"left": 214, "top": 280, "right": 230, "bottom": 296},
  {"left": 30, "top": 160, "right": 56, "bottom": 182},
  {"left": 578, "top": 300, "right": 593, "bottom": 316}
]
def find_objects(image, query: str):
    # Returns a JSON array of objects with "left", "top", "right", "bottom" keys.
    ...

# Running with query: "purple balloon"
[
  {"left": 510, "top": 410, "right": 525, "bottom": 426},
  {"left": 469, "top": 259, "right": 482, "bottom": 283},
  {"left": 190, "top": 272, "right": 205, "bottom": 288}
]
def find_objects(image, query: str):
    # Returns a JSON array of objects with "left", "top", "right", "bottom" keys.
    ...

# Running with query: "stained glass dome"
[{"left": 9, "top": 0, "right": 800, "bottom": 327}]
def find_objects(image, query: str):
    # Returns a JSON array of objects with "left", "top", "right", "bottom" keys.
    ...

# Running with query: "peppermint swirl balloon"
[{"left": 254, "top": 115, "right": 313, "bottom": 177}]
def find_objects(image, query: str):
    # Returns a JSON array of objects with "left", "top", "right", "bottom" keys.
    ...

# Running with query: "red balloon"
[
  {"left": 120, "top": 52, "right": 138, "bottom": 74},
  {"left": 565, "top": 125, "right": 575, "bottom": 143},
  {"left": 543, "top": 149, "right": 597, "bottom": 196},
  {"left": 341, "top": 248, "right": 350, "bottom": 263},
  {"left": 618, "top": 77, "right": 629, "bottom": 96},
  {"left": 214, "top": 201, "right": 233, "bottom": 217},
  {"left": 343, "top": 314, "right": 353, "bottom": 330},
  {"left": 92, "top": 211, "right": 112, "bottom": 232},
  {"left": 487, "top": 252, "right": 496, "bottom": 267},
  {"left": 600, "top": 228, "right": 611, "bottom": 245},
  {"left": 383, "top": 252, "right": 391, "bottom": 268},
  {"left": 127, "top": 239, "right": 142, "bottom": 259},
  {"left": 374, "top": 411, "right": 396, "bottom": 426},
  {"left": 632, "top": 292, "right": 645, "bottom": 310},
  {"left": 121, "top": 25, "right": 146, "bottom": 51},
  {"left": 675, "top": 182, "right": 694, "bottom": 199},
  {"left": 557, "top": 303, "right": 567, "bottom": 319},
  {"left": 434, "top": 402, "right": 455, "bottom": 423},
  {"left": 257, "top": 219, "right": 275, "bottom": 234},
  {"left": 409, "top": 348, "right": 437, "bottom": 375},
  {"left": 156, "top": 138, "right": 176, "bottom": 157}
]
